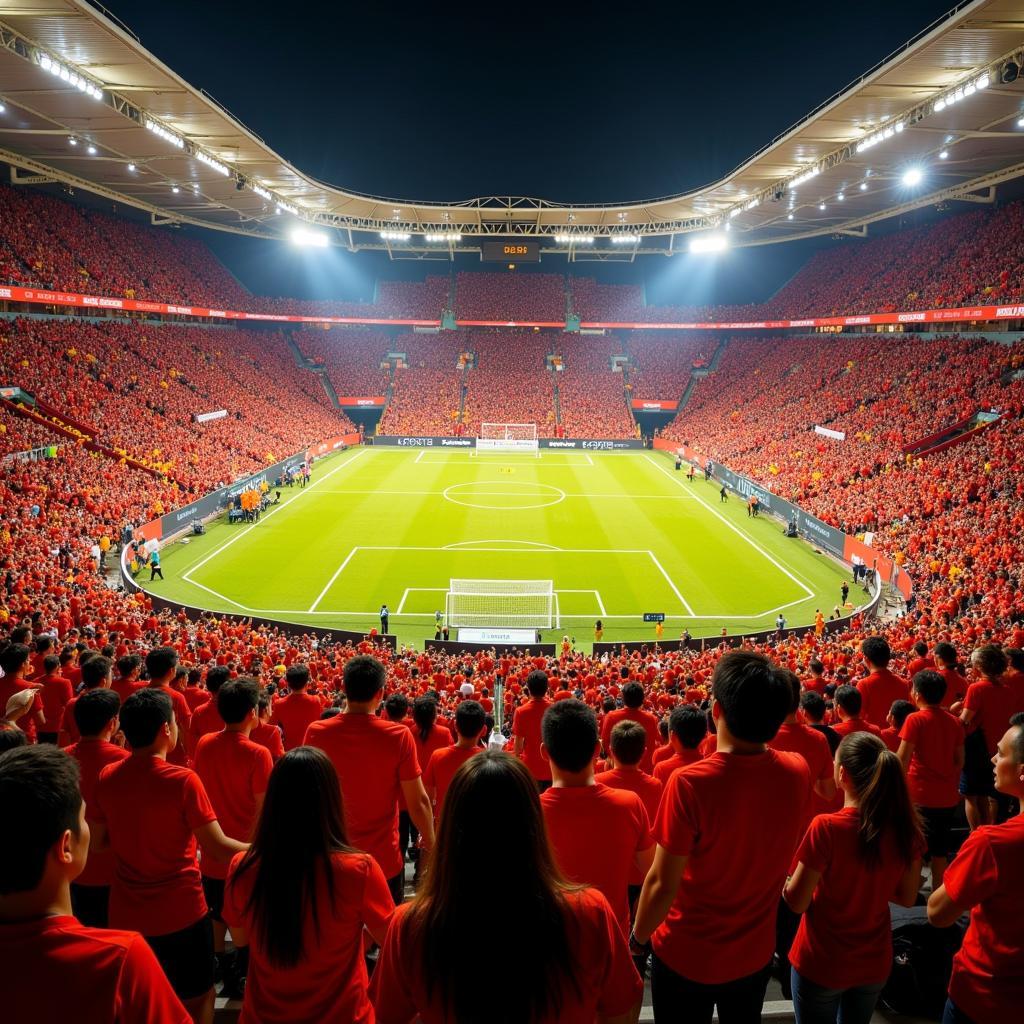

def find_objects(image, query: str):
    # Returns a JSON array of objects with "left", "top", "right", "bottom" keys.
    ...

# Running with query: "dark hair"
[
  {"left": 933, "top": 642, "right": 957, "bottom": 668},
  {"left": 205, "top": 665, "right": 231, "bottom": 694},
  {"left": 384, "top": 692, "right": 410, "bottom": 724},
  {"left": 800, "top": 690, "right": 827, "bottom": 722},
  {"left": 837, "top": 732, "right": 923, "bottom": 866},
  {"left": 711, "top": 651, "right": 790, "bottom": 743},
  {"left": 405, "top": 751, "right": 579, "bottom": 1022},
  {"left": 218, "top": 678, "right": 260, "bottom": 725},
  {"left": 889, "top": 700, "right": 916, "bottom": 730},
  {"left": 861, "top": 636, "right": 891, "bottom": 669},
  {"left": 775, "top": 667, "right": 802, "bottom": 714},
  {"left": 972, "top": 645, "right": 1008, "bottom": 681},
  {"left": 0, "top": 643, "right": 30, "bottom": 677},
  {"left": 835, "top": 684, "right": 862, "bottom": 716},
  {"left": 119, "top": 688, "right": 173, "bottom": 748},
  {"left": 621, "top": 682, "right": 644, "bottom": 709},
  {"left": 343, "top": 655, "right": 385, "bottom": 702},
  {"left": 0, "top": 721, "right": 28, "bottom": 753},
  {"left": 541, "top": 699, "right": 597, "bottom": 773},
  {"left": 526, "top": 670, "right": 548, "bottom": 698},
  {"left": 912, "top": 669, "right": 947, "bottom": 706},
  {"left": 809, "top": 659, "right": 824, "bottom": 675},
  {"left": 42, "top": 654, "right": 60, "bottom": 674},
  {"left": 145, "top": 646, "right": 178, "bottom": 681},
  {"left": 81, "top": 655, "right": 112, "bottom": 690},
  {"left": 913, "top": 641, "right": 928, "bottom": 657},
  {"left": 454, "top": 699, "right": 485, "bottom": 741},
  {"left": 1004, "top": 648, "right": 1024, "bottom": 673},
  {"left": 73, "top": 689, "right": 121, "bottom": 737},
  {"left": 412, "top": 696, "right": 439, "bottom": 741},
  {"left": 116, "top": 654, "right": 141, "bottom": 677},
  {"left": 610, "top": 721, "right": 646, "bottom": 765},
  {"left": 229, "top": 747, "right": 355, "bottom": 967},
  {"left": 0, "top": 746, "right": 82, "bottom": 893},
  {"left": 1010, "top": 712, "right": 1024, "bottom": 762},
  {"left": 285, "top": 663, "right": 310, "bottom": 691},
  {"left": 670, "top": 704, "right": 708, "bottom": 749}
]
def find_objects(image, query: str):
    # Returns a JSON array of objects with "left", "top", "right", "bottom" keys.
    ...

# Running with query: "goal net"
[
  {"left": 477, "top": 422, "right": 540, "bottom": 455},
  {"left": 445, "top": 578, "right": 555, "bottom": 628}
]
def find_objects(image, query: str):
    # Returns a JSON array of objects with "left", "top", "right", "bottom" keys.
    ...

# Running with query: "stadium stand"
[
  {"left": 377, "top": 332, "right": 467, "bottom": 435},
  {"left": 554, "top": 333, "right": 635, "bottom": 438},
  {"left": 291, "top": 328, "right": 392, "bottom": 398},
  {"left": 453, "top": 271, "right": 567, "bottom": 322}
]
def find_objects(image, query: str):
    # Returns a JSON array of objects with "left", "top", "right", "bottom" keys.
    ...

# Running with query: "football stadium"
[{"left": 1, "top": 1, "right": 1024, "bottom": 1022}]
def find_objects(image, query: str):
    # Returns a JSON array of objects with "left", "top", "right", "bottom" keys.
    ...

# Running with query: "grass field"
[{"left": 152, "top": 447, "right": 855, "bottom": 650}]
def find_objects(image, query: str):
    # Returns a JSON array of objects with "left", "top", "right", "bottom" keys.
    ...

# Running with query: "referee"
[{"left": 379, "top": 604, "right": 390, "bottom": 634}]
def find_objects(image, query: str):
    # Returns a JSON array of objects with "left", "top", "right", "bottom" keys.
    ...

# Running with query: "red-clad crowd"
[
  {"left": 292, "top": 329, "right": 392, "bottom": 398},
  {"left": 555, "top": 334, "right": 635, "bottom": 438},
  {"left": 377, "top": 334, "right": 467, "bottom": 436},
  {"left": 453, "top": 272, "right": 567, "bottom": 322},
  {"left": 626, "top": 331, "right": 715, "bottom": 403}
]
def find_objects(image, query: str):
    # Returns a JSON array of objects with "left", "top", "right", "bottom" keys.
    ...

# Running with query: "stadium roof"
[{"left": 1, "top": 0, "right": 1024, "bottom": 258}]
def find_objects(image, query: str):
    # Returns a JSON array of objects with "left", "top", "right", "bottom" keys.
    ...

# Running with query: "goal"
[
  {"left": 477, "top": 422, "right": 540, "bottom": 455},
  {"left": 445, "top": 578, "right": 555, "bottom": 629}
]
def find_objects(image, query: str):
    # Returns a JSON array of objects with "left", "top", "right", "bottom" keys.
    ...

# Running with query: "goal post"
[
  {"left": 477, "top": 422, "right": 540, "bottom": 455},
  {"left": 445, "top": 578, "right": 555, "bottom": 629}
]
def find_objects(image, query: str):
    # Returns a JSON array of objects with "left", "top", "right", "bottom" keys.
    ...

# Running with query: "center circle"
[{"left": 442, "top": 481, "right": 566, "bottom": 511}]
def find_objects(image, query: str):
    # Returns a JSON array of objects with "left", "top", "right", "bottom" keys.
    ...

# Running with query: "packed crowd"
[
  {"left": 555, "top": 334, "right": 635, "bottom": 438},
  {"left": 291, "top": 328, "right": 392, "bottom": 398},
  {"left": 626, "top": 331, "right": 715, "bottom": 403},
  {"left": 377, "top": 333, "right": 467, "bottom": 436},
  {"left": 453, "top": 272, "right": 568, "bottom": 322}
]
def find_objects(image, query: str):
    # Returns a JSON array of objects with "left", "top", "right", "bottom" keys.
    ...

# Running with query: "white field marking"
[
  {"left": 554, "top": 592, "right": 561, "bottom": 629},
  {"left": 557, "top": 589, "right": 607, "bottom": 616},
  {"left": 181, "top": 576, "right": 249, "bottom": 610},
  {"left": 414, "top": 449, "right": 426, "bottom": 464},
  {"left": 642, "top": 454, "right": 815, "bottom": 600},
  {"left": 396, "top": 588, "right": 410, "bottom": 614},
  {"left": 182, "top": 448, "right": 367, "bottom": 585},
  {"left": 442, "top": 539, "right": 562, "bottom": 550},
  {"left": 307, "top": 546, "right": 359, "bottom": 613},
  {"left": 596, "top": 590, "right": 607, "bottom": 616},
  {"left": 313, "top": 488, "right": 695, "bottom": 501},
  {"left": 645, "top": 550, "right": 695, "bottom": 616}
]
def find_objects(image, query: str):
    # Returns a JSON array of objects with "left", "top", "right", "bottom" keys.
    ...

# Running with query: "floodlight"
[
  {"left": 127, "top": 163, "right": 136, "bottom": 171},
  {"left": 171, "top": 185, "right": 180, "bottom": 193},
  {"left": 787, "top": 213, "right": 794, "bottom": 220},
  {"left": 859, "top": 181, "right": 868, "bottom": 190},
  {"left": 689, "top": 234, "right": 728, "bottom": 254},
  {"left": 902, "top": 167, "right": 924, "bottom": 186},
  {"left": 0, "top": 102, "right": 5, "bottom": 114},
  {"left": 939, "top": 150, "right": 948, "bottom": 159},
  {"left": 1018, "top": 116, "right": 1024, "bottom": 128},
  {"left": 87, "top": 144, "right": 97, "bottom": 155},
  {"left": 291, "top": 228, "right": 329, "bottom": 248}
]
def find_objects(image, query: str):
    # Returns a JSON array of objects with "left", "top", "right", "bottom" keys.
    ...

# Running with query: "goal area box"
[
  {"left": 445, "top": 578, "right": 554, "bottom": 629},
  {"left": 477, "top": 422, "right": 539, "bottom": 455}
]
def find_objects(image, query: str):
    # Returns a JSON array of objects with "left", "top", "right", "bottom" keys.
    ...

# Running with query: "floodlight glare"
[
  {"left": 127, "top": 163, "right": 136, "bottom": 171},
  {"left": 939, "top": 150, "right": 949, "bottom": 159},
  {"left": 291, "top": 228, "right": 329, "bottom": 248},
  {"left": 902, "top": 167, "right": 924, "bottom": 186},
  {"left": 689, "top": 234, "right": 728, "bottom": 254}
]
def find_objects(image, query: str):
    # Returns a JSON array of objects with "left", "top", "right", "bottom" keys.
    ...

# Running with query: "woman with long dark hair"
[
  {"left": 784, "top": 732, "right": 925, "bottom": 1024},
  {"left": 223, "top": 747, "right": 393, "bottom": 1023},
  {"left": 371, "top": 750, "right": 642, "bottom": 1024},
  {"left": 400, "top": 696, "right": 451, "bottom": 877}
]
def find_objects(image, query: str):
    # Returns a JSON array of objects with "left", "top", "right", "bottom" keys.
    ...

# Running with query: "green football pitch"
[{"left": 152, "top": 447, "right": 854, "bottom": 650}]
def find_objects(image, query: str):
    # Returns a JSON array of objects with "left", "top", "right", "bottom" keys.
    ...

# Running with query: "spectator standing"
[
  {"left": 423, "top": 699, "right": 486, "bottom": 823},
  {"left": 653, "top": 705, "right": 708, "bottom": 785},
  {"left": 249, "top": 695, "right": 284, "bottom": 761},
  {"left": 513, "top": 669, "right": 554, "bottom": 789},
  {"left": 36, "top": 654, "right": 73, "bottom": 744},
  {"left": 143, "top": 648, "right": 191, "bottom": 767},
  {"left": 272, "top": 664, "right": 321, "bottom": 751},
  {"left": 601, "top": 680, "right": 661, "bottom": 774},
  {"left": 58, "top": 655, "right": 114, "bottom": 748},
  {"left": 856, "top": 637, "right": 909, "bottom": 730},
  {"left": 402, "top": 696, "right": 451, "bottom": 875},
  {"left": 833, "top": 685, "right": 883, "bottom": 739}
]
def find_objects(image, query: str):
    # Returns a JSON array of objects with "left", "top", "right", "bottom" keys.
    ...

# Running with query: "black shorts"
[
  {"left": 201, "top": 875, "right": 225, "bottom": 923},
  {"left": 919, "top": 805, "right": 957, "bottom": 859},
  {"left": 145, "top": 915, "right": 214, "bottom": 1001}
]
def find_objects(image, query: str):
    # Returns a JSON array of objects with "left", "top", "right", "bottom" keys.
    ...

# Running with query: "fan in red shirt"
[
  {"left": 64, "top": 688, "right": 129, "bottom": 928},
  {"left": 880, "top": 699, "right": 916, "bottom": 753},
  {"left": 928, "top": 713, "right": 1024, "bottom": 1024},
  {"left": 0, "top": 745, "right": 189, "bottom": 1024},
  {"left": 192, "top": 678, "right": 272, "bottom": 998},
  {"left": 402, "top": 696, "right": 452, "bottom": 876},
  {"left": 371, "top": 750, "right": 642, "bottom": 1024},
  {"left": 58, "top": 654, "right": 115, "bottom": 747},
  {"left": 140, "top": 648, "right": 192, "bottom": 767},
  {"left": 0, "top": 643, "right": 44, "bottom": 742},
  {"left": 540, "top": 700, "right": 655, "bottom": 936},
  {"left": 600, "top": 681, "right": 662, "bottom": 774},
  {"left": 250, "top": 694, "right": 285, "bottom": 761},
  {"left": 856, "top": 636, "right": 909, "bottom": 729},
  {"left": 785, "top": 732, "right": 924, "bottom": 1022},
  {"left": 907, "top": 641, "right": 936, "bottom": 677},
  {"left": 653, "top": 704, "right": 707, "bottom": 785},
  {"left": 91, "top": 687, "right": 248, "bottom": 1022},
  {"left": 933, "top": 642, "right": 969, "bottom": 709},
  {"left": 833, "top": 685, "right": 884, "bottom": 740},
  {"left": 304, "top": 655, "right": 435, "bottom": 905},
  {"left": 36, "top": 654, "right": 73, "bottom": 744},
  {"left": 898, "top": 670, "right": 965, "bottom": 889},
  {"left": 224, "top": 747, "right": 393, "bottom": 1024},
  {"left": 111, "top": 653, "right": 145, "bottom": 705},
  {"left": 272, "top": 663, "right": 322, "bottom": 751},
  {"left": 512, "top": 669, "right": 554, "bottom": 786},
  {"left": 634, "top": 651, "right": 811, "bottom": 1023},
  {"left": 423, "top": 699, "right": 486, "bottom": 822},
  {"left": 186, "top": 665, "right": 231, "bottom": 758}
]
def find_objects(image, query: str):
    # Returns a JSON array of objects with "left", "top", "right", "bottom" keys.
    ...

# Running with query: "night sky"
[{"left": 97, "top": 1, "right": 961, "bottom": 302}]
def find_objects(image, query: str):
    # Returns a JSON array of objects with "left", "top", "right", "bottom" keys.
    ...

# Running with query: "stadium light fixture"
[
  {"left": 171, "top": 185, "right": 180, "bottom": 194},
  {"left": 127, "top": 163, "right": 136, "bottom": 172},
  {"left": 1018, "top": 116, "right": 1024, "bottom": 128},
  {"left": 902, "top": 167, "right": 924, "bottom": 186},
  {"left": 837, "top": 193, "right": 845, "bottom": 202},
  {"left": 611, "top": 235, "right": 640, "bottom": 244},
  {"left": 291, "top": 228, "right": 329, "bottom": 248},
  {"left": 689, "top": 233, "right": 728, "bottom": 254},
  {"left": 37, "top": 52, "right": 104, "bottom": 100},
  {"left": 252, "top": 184, "right": 273, "bottom": 201},
  {"left": 939, "top": 149, "right": 949, "bottom": 159},
  {"left": 87, "top": 144, "right": 97, "bottom": 155},
  {"left": 276, "top": 200, "right": 298, "bottom": 217},
  {"left": 818, "top": 202, "right": 826, "bottom": 211},
  {"left": 424, "top": 233, "right": 462, "bottom": 243},
  {"left": 0, "top": 102, "right": 5, "bottom": 114},
  {"left": 380, "top": 230, "right": 411, "bottom": 242},
  {"left": 787, "top": 213, "right": 794, "bottom": 220},
  {"left": 68, "top": 136, "right": 78, "bottom": 146},
  {"left": 553, "top": 234, "right": 594, "bottom": 244},
  {"left": 859, "top": 181, "right": 868, "bottom": 190},
  {"left": 789, "top": 167, "right": 820, "bottom": 190},
  {"left": 195, "top": 150, "right": 230, "bottom": 176},
  {"left": 145, "top": 118, "right": 185, "bottom": 149}
]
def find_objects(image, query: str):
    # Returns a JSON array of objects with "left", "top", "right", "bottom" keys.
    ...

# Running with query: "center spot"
[{"left": 442, "top": 481, "right": 566, "bottom": 511}]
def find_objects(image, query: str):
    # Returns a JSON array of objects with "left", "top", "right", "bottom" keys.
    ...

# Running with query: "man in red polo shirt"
[
  {"left": 512, "top": 669, "right": 553, "bottom": 790},
  {"left": 933, "top": 643, "right": 969, "bottom": 709},
  {"left": 64, "top": 688, "right": 128, "bottom": 928},
  {"left": 856, "top": 636, "right": 909, "bottom": 729},
  {"left": 833, "top": 685, "right": 884, "bottom": 739},
  {"left": 601, "top": 681, "right": 661, "bottom": 774},
  {"left": 91, "top": 688, "right": 248, "bottom": 1022},
  {"left": 541, "top": 699, "right": 654, "bottom": 938},
  {"left": 273, "top": 663, "right": 322, "bottom": 751},
  {"left": 142, "top": 648, "right": 192, "bottom": 766},
  {"left": 193, "top": 677, "right": 272, "bottom": 998},
  {"left": 928, "top": 713, "right": 1024, "bottom": 1023},
  {"left": 633, "top": 651, "right": 811, "bottom": 1023},
  {"left": 187, "top": 666, "right": 231, "bottom": 757},
  {"left": 0, "top": 644, "right": 43, "bottom": 742},
  {"left": 423, "top": 699, "right": 486, "bottom": 822},
  {"left": 0, "top": 745, "right": 188, "bottom": 1024},
  {"left": 58, "top": 655, "right": 114, "bottom": 748},
  {"left": 304, "top": 655, "right": 435, "bottom": 905},
  {"left": 250, "top": 695, "right": 285, "bottom": 761},
  {"left": 111, "top": 654, "right": 144, "bottom": 705},
  {"left": 653, "top": 705, "right": 707, "bottom": 785},
  {"left": 36, "top": 654, "right": 73, "bottom": 745}
]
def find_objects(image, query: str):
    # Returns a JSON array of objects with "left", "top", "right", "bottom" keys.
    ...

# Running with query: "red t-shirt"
[
  {"left": 653, "top": 750, "right": 811, "bottom": 984},
  {"left": 38, "top": 673, "right": 74, "bottom": 728},
  {"left": 304, "top": 713, "right": 421, "bottom": 880},
  {"left": 370, "top": 888, "right": 642, "bottom": 1024},
  {"left": 187, "top": 699, "right": 224, "bottom": 755},
  {"left": 594, "top": 766, "right": 665, "bottom": 885},
  {"left": 857, "top": 669, "right": 909, "bottom": 729},
  {"left": 944, "top": 815, "right": 1024, "bottom": 1023},
  {"left": 652, "top": 744, "right": 674, "bottom": 767},
  {"left": 652, "top": 748, "right": 703, "bottom": 786},
  {"left": 513, "top": 697, "right": 553, "bottom": 781},
  {"left": 112, "top": 676, "right": 143, "bottom": 705},
  {"left": 0, "top": 915, "right": 188, "bottom": 1024},
  {"left": 147, "top": 685, "right": 191, "bottom": 766},
  {"left": 937, "top": 668, "right": 969, "bottom": 709},
  {"left": 250, "top": 721, "right": 285, "bottom": 761},
  {"left": 790, "top": 807, "right": 922, "bottom": 988},
  {"left": 833, "top": 717, "right": 883, "bottom": 739},
  {"left": 64, "top": 737, "right": 130, "bottom": 886},
  {"left": 964, "top": 680, "right": 1019, "bottom": 755},
  {"left": 423, "top": 744, "right": 482, "bottom": 819},
  {"left": 224, "top": 850, "right": 393, "bottom": 1024},
  {"left": 404, "top": 722, "right": 452, "bottom": 810},
  {"left": 274, "top": 691, "right": 323, "bottom": 751},
  {"left": 899, "top": 707, "right": 964, "bottom": 808},
  {"left": 541, "top": 783, "right": 652, "bottom": 933},
  {"left": 93, "top": 754, "right": 216, "bottom": 936},
  {"left": 193, "top": 731, "right": 272, "bottom": 879},
  {"left": 601, "top": 707, "right": 661, "bottom": 773}
]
